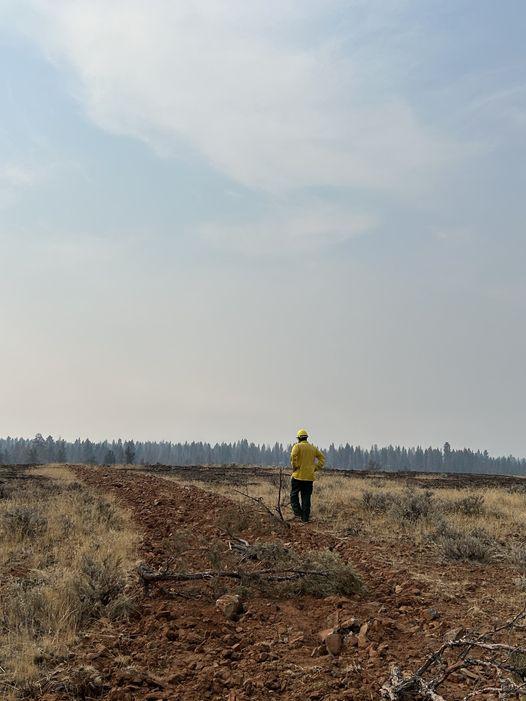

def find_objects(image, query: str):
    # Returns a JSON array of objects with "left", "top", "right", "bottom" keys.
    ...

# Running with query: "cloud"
[
  {"left": 0, "top": 162, "right": 43, "bottom": 209},
  {"left": 0, "top": 163, "right": 38, "bottom": 187},
  {"left": 200, "top": 201, "right": 376, "bottom": 255},
  {"left": 17, "top": 0, "right": 458, "bottom": 195},
  {"left": 433, "top": 226, "right": 473, "bottom": 243}
]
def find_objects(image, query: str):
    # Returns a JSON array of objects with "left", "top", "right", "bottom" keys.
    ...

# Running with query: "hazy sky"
[{"left": 0, "top": 1, "right": 525, "bottom": 455}]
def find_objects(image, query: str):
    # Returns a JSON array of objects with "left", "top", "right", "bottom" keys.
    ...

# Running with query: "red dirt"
[{"left": 40, "top": 467, "right": 523, "bottom": 701}]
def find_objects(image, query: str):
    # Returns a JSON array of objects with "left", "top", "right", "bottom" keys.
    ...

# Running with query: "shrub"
[
  {"left": 230, "top": 540, "right": 362, "bottom": 597},
  {"left": 1, "top": 580, "right": 51, "bottom": 635},
  {"left": 243, "top": 541, "right": 294, "bottom": 564},
  {"left": 433, "top": 525, "right": 495, "bottom": 563},
  {"left": 105, "top": 592, "right": 138, "bottom": 621},
  {"left": 362, "top": 488, "right": 436, "bottom": 522},
  {"left": 391, "top": 489, "right": 434, "bottom": 522},
  {"left": 361, "top": 490, "right": 393, "bottom": 512},
  {"left": 292, "top": 550, "right": 362, "bottom": 597},
  {"left": 452, "top": 495, "right": 485, "bottom": 516},
  {"left": 74, "top": 555, "right": 127, "bottom": 622},
  {"left": 3, "top": 506, "right": 48, "bottom": 539},
  {"left": 510, "top": 545, "right": 526, "bottom": 571},
  {"left": 77, "top": 492, "right": 123, "bottom": 530},
  {"left": 94, "top": 499, "right": 123, "bottom": 529}
]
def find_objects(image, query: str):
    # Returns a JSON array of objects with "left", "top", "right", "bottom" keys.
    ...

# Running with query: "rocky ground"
[{"left": 38, "top": 467, "right": 525, "bottom": 700}]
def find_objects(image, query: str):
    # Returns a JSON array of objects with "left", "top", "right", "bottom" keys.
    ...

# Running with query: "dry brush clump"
[
  {"left": 381, "top": 607, "right": 526, "bottom": 700},
  {"left": 139, "top": 534, "right": 362, "bottom": 601},
  {"left": 356, "top": 482, "right": 526, "bottom": 564},
  {"left": 427, "top": 521, "right": 496, "bottom": 563},
  {"left": 359, "top": 487, "right": 496, "bottom": 562},
  {"left": 0, "top": 466, "right": 137, "bottom": 698},
  {"left": 236, "top": 540, "right": 362, "bottom": 597}
]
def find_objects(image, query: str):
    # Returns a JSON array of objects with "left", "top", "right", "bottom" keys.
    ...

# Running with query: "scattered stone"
[
  {"left": 445, "top": 627, "right": 466, "bottom": 641},
  {"left": 311, "top": 645, "right": 328, "bottom": 658},
  {"left": 216, "top": 594, "right": 244, "bottom": 621},
  {"left": 357, "top": 622, "right": 369, "bottom": 648},
  {"left": 325, "top": 633, "right": 343, "bottom": 656},
  {"left": 319, "top": 628, "right": 343, "bottom": 656},
  {"left": 288, "top": 633, "right": 305, "bottom": 648},
  {"left": 424, "top": 607, "right": 439, "bottom": 621},
  {"left": 340, "top": 617, "right": 361, "bottom": 634}
]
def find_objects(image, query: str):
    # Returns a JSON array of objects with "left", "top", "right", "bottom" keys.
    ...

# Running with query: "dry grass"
[
  {"left": 160, "top": 469, "right": 526, "bottom": 565},
  {"left": 0, "top": 465, "right": 138, "bottom": 698},
  {"left": 30, "top": 464, "right": 79, "bottom": 482}
]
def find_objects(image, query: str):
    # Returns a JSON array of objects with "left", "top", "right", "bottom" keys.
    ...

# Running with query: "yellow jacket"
[{"left": 290, "top": 441, "right": 325, "bottom": 481}]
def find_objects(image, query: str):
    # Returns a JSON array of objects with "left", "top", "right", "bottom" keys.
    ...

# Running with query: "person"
[{"left": 290, "top": 429, "right": 325, "bottom": 522}]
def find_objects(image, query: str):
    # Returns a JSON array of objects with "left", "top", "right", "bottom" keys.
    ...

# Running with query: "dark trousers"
[{"left": 290, "top": 478, "right": 313, "bottom": 522}]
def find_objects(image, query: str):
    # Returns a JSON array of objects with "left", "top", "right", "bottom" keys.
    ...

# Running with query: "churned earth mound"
[{"left": 30, "top": 466, "right": 526, "bottom": 700}]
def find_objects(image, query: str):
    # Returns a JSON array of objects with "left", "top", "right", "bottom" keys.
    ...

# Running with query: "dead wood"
[
  {"left": 232, "top": 482, "right": 291, "bottom": 528},
  {"left": 139, "top": 563, "right": 334, "bottom": 583},
  {"left": 380, "top": 607, "right": 526, "bottom": 700}
]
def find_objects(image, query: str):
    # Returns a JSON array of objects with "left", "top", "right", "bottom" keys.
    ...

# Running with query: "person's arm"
[
  {"left": 290, "top": 444, "right": 300, "bottom": 469},
  {"left": 315, "top": 447, "right": 325, "bottom": 471}
]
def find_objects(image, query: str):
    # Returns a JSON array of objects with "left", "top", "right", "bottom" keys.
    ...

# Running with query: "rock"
[
  {"left": 319, "top": 628, "right": 343, "bottom": 656},
  {"left": 424, "top": 607, "right": 439, "bottom": 621},
  {"left": 340, "top": 617, "right": 361, "bottom": 634},
  {"left": 254, "top": 641, "right": 271, "bottom": 652},
  {"left": 325, "top": 633, "right": 343, "bottom": 656},
  {"left": 319, "top": 627, "right": 335, "bottom": 641},
  {"left": 288, "top": 633, "right": 305, "bottom": 648},
  {"left": 216, "top": 594, "right": 244, "bottom": 621},
  {"left": 357, "top": 622, "right": 369, "bottom": 648},
  {"left": 311, "top": 645, "right": 327, "bottom": 658},
  {"left": 445, "top": 627, "right": 466, "bottom": 641}
]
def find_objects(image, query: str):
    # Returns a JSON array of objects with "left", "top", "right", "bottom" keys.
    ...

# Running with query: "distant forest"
[{"left": 0, "top": 434, "right": 525, "bottom": 475}]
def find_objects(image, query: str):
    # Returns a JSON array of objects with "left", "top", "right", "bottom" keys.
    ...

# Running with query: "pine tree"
[
  {"left": 104, "top": 449, "right": 116, "bottom": 465},
  {"left": 124, "top": 440, "right": 135, "bottom": 465},
  {"left": 56, "top": 440, "right": 67, "bottom": 463}
]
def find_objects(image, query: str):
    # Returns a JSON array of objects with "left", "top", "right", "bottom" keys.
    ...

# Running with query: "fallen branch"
[
  {"left": 139, "top": 563, "right": 334, "bottom": 583},
  {"left": 228, "top": 536, "right": 253, "bottom": 560},
  {"left": 380, "top": 667, "right": 447, "bottom": 701},
  {"left": 232, "top": 485, "right": 290, "bottom": 528},
  {"left": 380, "top": 608, "right": 526, "bottom": 700}
]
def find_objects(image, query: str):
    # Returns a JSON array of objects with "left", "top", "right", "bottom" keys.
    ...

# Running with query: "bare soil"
[
  {"left": 32, "top": 466, "right": 525, "bottom": 700},
  {"left": 140, "top": 462, "right": 526, "bottom": 490}
]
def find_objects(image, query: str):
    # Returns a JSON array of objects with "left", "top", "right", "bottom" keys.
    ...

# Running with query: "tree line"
[{"left": 0, "top": 435, "right": 524, "bottom": 475}]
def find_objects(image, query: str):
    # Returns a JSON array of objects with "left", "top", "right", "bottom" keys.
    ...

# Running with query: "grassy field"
[
  {"left": 0, "top": 465, "right": 137, "bottom": 699},
  {"left": 157, "top": 467, "right": 526, "bottom": 568}
]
